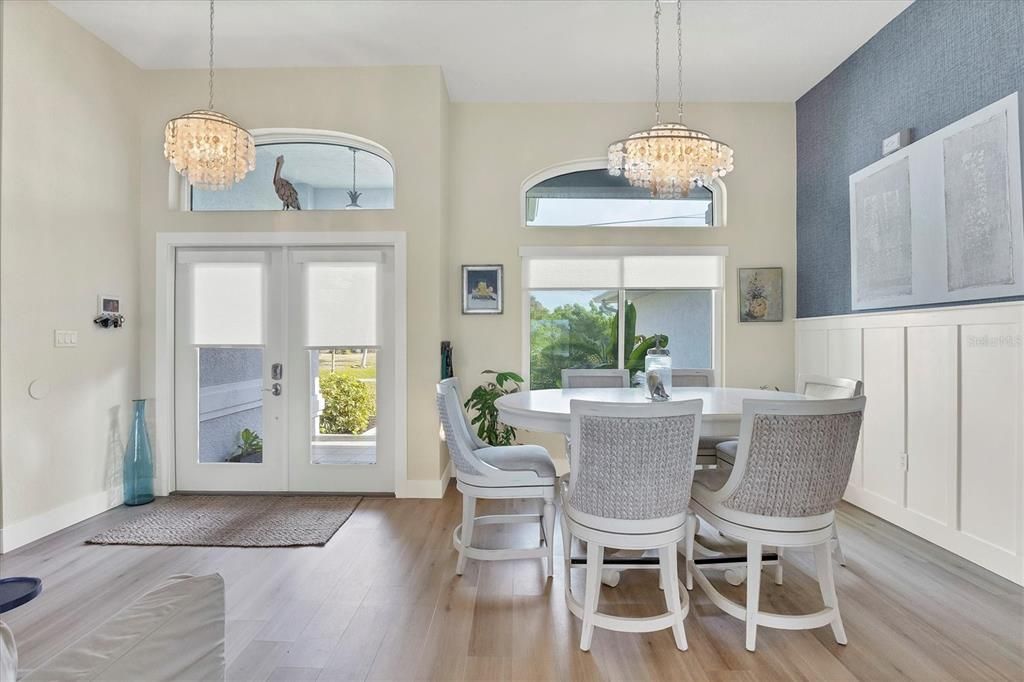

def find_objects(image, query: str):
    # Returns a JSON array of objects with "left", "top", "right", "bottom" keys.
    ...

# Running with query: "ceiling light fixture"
[
  {"left": 608, "top": 0, "right": 734, "bottom": 198},
  {"left": 163, "top": 0, "right": 254, "bottom": 190}
]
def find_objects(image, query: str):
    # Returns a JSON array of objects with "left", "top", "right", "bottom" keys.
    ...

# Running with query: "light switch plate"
[{"left": 54, "top": 330, "right": 78, "bottom": 347}]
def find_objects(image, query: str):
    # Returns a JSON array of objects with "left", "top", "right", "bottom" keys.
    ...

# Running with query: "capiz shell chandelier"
[
  {"left": 608, "top": 0, "right": 734, "bottom": 198},
  {"left": 163, "top": 0, "right": 254, "bottom": 190}
]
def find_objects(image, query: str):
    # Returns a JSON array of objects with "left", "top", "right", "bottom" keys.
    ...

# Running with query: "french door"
[{"left": 174, "top": 246, "right": 395, "bottom": 493}]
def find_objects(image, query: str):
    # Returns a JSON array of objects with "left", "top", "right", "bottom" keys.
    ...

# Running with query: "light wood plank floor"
[{"left": 2, "top": 484, "right": 1022, "bottom": 681}]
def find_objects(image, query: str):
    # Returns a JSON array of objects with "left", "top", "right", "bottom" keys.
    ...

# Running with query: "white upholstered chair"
[
  {"left": 561, "top": 368, "right": 630, "bottom": 389},
  {"left": 436, "top": 378, "right": 557, "bottom": 577},
  {"left": 715, "top": 373, "right": 863, "bottom": 567},
  {"left": 671, "top": 369, "right": 722, "bottom": 465},
  {"left": 670, "top": 368, "right": 716, "bottom": 388},
  {"left": 687, "top": 397, "right": 866, "bottom": 651},
  {"left": 560, "top": 399, "right": 703, "bottom": 651}
]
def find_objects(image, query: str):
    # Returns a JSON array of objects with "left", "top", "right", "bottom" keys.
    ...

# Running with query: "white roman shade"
[
  {"left": 303, "top": 261, "right": 378, "bottom": 347},
  {"left": 522, "top": 247, "right": 726, "bottom": 289},
  {"left": 191, "top": 262, "right": 264, "bottom": 345}
]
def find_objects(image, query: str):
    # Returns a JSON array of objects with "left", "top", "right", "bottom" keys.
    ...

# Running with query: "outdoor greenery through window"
[
  {"left": 529, "top": 289, "right": 713, "bottom": 389},
  {"left": 312, "top": 348, "right": 377, "bottom": 466}
]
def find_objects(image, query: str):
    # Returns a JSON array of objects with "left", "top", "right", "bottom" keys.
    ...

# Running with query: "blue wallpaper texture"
[{"left": 795, "top": 0, "right": 1024, "bottom": 318}]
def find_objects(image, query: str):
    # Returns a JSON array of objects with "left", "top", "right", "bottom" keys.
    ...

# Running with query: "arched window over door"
[
  {"left": 178, "top": 129, "right": 395, "bottom": 211},
  {"left": 521, "top": 158, "right": 726, "bottom": 228}
]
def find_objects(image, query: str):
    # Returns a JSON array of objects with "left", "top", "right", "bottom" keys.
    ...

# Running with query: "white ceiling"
[{"left": 51, "top": 0, "right": 912, "bottom": 103}]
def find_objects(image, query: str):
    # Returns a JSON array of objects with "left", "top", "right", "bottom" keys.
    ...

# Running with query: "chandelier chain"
[
  {"left": 676, "top": 0, "right": 683, "bottom": 121},
  {"left": 653, "top": 0, "right": 661, "bottom": 124},
  {"left": 208, "top": 0, "right": 215, "bottom": 110}
]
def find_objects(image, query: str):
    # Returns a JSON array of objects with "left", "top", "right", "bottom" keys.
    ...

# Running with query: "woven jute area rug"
[{"left": 87, "top": 495, "right": 362, "bottom": 548}]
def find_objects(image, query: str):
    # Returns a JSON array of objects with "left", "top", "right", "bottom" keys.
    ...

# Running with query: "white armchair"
[{"left": 436, "top": 378, "right": 557, "bottom": 577}]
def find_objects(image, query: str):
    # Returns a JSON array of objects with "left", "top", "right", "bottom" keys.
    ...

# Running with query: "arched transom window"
[
  {"left": 522, "top": 159, "right": 725, "bottom": 228},
  {"left": 186, "top": 129, "right": 395, "bottom": 211}
]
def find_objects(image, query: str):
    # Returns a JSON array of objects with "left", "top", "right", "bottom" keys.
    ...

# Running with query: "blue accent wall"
[{"left": 796, "top": 0, "right": 1024, "bottom": 318}]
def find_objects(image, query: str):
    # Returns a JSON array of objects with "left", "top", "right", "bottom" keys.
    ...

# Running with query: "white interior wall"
[
  {"left": 0, "top": 4, "right": 797, "bottom": 549},
  {"left": 0, "top": 0, "right": 142, "bottom": 549},
  {"left": 447, "top": 102, "right": 797, "bottom": 461}
]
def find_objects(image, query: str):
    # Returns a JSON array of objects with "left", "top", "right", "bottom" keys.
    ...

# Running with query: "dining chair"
[
  {"left": 670, "top": 368, "right": 716, "bottom": 387},
  {"left": 560, "top": 398, "right": 703, "bottom": 651},
  {"left": 671, "top": 369, "right": 725, "bottom": 465},
  {"left": 686, "top": 396, "right": 866, "bottom": 652},
  {"left": 436, "top": 378, "right": 557, "bottom": 577},
  {"left": 561, "top": 369, "right": 630, "bottom": 389},
  {"left": 715, "top": 373, "right": 863, "bottom": 568}
]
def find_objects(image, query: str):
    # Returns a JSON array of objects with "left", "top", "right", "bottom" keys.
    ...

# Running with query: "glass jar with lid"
[{"left": 644, "top": 338, "right": 671, "bottom": 401}]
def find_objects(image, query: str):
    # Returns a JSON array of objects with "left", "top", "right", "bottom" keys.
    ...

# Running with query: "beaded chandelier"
[
  {"left": 608, "top": 0, "right": 734, "bottom": 198},
  {"left": 163, "top": 0, "right": 254, "bottom": 190}
]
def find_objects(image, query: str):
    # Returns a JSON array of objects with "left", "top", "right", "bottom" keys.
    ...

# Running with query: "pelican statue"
[
  {"left": 273, "top": 155, "right": 301, "bottom": 210},
  {"left": 646, "top": 370, "right": 669, "bottom": 401}
]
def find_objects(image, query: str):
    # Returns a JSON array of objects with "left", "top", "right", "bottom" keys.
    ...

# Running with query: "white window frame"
[
  {"left": 519, "top": 246, "right": 727, "bottom": 389},
  {"left": 169, "top": 128, "right": 397, "bottom": 211},
  {"left": 520, "top": 157, "right": 727, "bottom": 229}
]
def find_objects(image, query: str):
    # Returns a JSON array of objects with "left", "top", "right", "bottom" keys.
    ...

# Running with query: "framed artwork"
[
  {"left": 738, "top": 267, "right": 783, "bottom": 322},
  {"left": 849, "top": 93, "right": 1023, "bottom": 310},
  {"left": 462, "top": 265, "right": 503, "bottom": 314}
]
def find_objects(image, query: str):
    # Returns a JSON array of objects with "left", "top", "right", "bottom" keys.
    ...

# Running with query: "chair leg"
[
  {"left": 559, "top": 503, "right": 572, "bottom": 584},
  {"left": 745, "top": 541, "right": 762, "bottom": 652},
  {"left": 456, "top": 494, "right": 476, "bottom": 576},
  {"left": 832, "top": 521, "right": 847, "bottom": 566},
  {"left": 774, "top": 547, "right": 785, "bottom": 585},
  {"left": 580, "top": 541, "right": 603, "bottom": 651},
  {"left": 660, "top": 545, "right": 687, "bottom": 651},
  {"left": 684, "top": 514, "right": 695, "bottom": 591},
  {"left": 814, "top": 541, "right": 848, "bottom": 645},
  {"left": 542, "top": 500, "right": 555, "bottom": 578}
]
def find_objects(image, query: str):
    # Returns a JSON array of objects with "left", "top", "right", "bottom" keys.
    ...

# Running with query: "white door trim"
[{"left": 155, "top": 231, "right": 408, "bottom": 496}]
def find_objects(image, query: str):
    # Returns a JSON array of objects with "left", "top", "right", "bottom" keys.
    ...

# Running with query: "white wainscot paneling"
[
  {"left": 905, "top": 325, "right": 958, "bottom": 527},
  {"left": 862, "top": 328, "right": 905, "bottom": 506},
  {"left": 828, "top": 328, "right": 864, "bottom": 487},
  {"left": 796, "top": 329, "right": 829, "bottom": 377},
  {"left": 960, "top": 324, "right": 1023, "bottom": 568},
  {"left": 796, "top": 302, "right": 1024, "bottom": 585}
]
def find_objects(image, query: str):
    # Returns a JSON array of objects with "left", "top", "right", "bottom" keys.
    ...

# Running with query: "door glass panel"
[
  {"left": 198, "top": 347, "right": 264, "bottom": 463},
  {"left": 529, "top": 290, "right": 618, "bottom": 389},
  {"left": 311, "top": 348, "right": 377, "bottom": 465}
]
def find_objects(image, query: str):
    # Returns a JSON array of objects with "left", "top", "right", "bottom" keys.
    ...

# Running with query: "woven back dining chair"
[
  {"left": 561, "top": 369, "right": 630, "bottom": 389},
  {"left": 687, "top": 396, "right": 866, "bottom": 651},
  {"left": 560, "top": 398, "right": 703, "bottom": 652}
]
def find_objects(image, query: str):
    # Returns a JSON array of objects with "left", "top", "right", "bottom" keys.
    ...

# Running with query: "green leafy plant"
[
  {"left": 319, "top": 373, "right": 376, "bottom": 434},
  {"left": 529, "top": 299, "right": 668, "bottom": 388},
  {"left": 228, "top": 428, "right": 263, "bottom": 462},
  {"left": 464, "top": 370, "right": 524, "bottom": 446}
]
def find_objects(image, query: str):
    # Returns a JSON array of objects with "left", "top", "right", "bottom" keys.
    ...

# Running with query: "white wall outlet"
[
  {"left": 54, "top": 330, "right": 78, "bottom": 347},
  {"left": 882, "top": 129, "right": 911, "bottom": 156},
  {"left": 898, "top": 452, "right": 908, "bottom": 471}
]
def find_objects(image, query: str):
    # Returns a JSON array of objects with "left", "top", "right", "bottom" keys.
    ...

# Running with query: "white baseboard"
[
  {"left": 396, "top": 460, "right": 453, "bottom": 499},
  {"left": 0, "top": 490, "right": 121, "bottom": 553}
]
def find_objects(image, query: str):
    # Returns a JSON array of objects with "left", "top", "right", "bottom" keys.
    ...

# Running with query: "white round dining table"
[{"left": 496, "top": 386, "right": 806, "bottom": 438}]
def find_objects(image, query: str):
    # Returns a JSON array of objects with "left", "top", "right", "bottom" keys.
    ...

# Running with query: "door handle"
[{"left": 264, "top": 383, "right": 282, "bottom": 397}]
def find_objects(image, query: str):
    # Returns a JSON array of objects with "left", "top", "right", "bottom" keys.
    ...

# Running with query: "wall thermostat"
[{"left": 882, "top": 129, "right": 911, "bottom": 156}]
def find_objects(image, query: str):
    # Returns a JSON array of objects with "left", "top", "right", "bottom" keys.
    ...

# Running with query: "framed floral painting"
[
  {"left": 462, "top": 265, "right": 503, "bottom": 314},
  {"left": 738, "top": 267, "right": 783, "bottom": 322}
]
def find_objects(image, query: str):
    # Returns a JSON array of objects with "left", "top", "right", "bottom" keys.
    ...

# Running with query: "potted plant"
[
  {"left": 228, "top": 428, "right": 263, "bottom": 463},
  {"left": 463, "top": 370, "right": 524, "bottom": 446}
]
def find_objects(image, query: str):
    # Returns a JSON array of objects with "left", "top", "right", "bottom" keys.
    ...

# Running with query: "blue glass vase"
[{"left": 123, "top": 399, "right": 155, "bottom": 506}]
